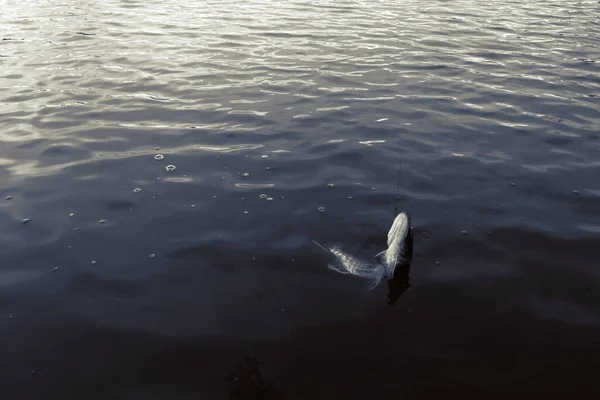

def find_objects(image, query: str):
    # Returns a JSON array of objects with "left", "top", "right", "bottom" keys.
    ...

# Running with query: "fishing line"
[{"left": 394, "top": 142, "right": 404, "bottom": 216}]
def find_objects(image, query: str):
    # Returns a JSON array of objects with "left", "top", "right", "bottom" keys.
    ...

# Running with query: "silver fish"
[
  {"left": 374, "top": 211, "right": 412, "bottom": 278},
  {"left": 312, "top": 211, "right": 413, "bottom": 290}
]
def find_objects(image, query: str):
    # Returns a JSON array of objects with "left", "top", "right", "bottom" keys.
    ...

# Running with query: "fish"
[
  {"left": 374, "top": 211, "right": 412, "bottom": 278},
  {"left": 312, "top": 211, "right": 413, "bottom": 291},
  {"left": 311, "top": 240, "right": 386, "bottom": 290}
]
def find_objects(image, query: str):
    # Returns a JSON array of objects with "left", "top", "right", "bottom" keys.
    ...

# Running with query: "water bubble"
[
  {"left": 573, "top": 190, "right": 580, "bottom": 195},
  {"left": 242, "top": 172, "right": 250, "bottom": 178},
  {"left": 148, "top": 254, "right": 156, "bottom": 259},
  {"left": 510, "top": 182, "right": 516, "bottom": 187},
  {"left": 21, "top": 218, "right": 30, "bottom": 224},
  {"left": 435, "top": 261, "right": 440, "bottom": 265},
  {"left": 190, "top": 204, "right": 196, "bottom": 208},
  {"left": 265, "top": 166, "right": 271, "bottom": 170},
  {"left": 5, "top": 196, "right": 12, "bottom": 200},
  {"left": 165, "top": 165, "right": 176, "bottom": 172},
  {"left": 69, "top": 213, "right": 75, "bottom": 217},
  {"left": 317, "top": 206, "right": 325, "bottom": 213},
  {"left": 52, "top": 266, "right": 59, "bottom": 272},
  {"left": 461, "top": 230, "right": 468, "bottom": 235},
  {"left": 243, "top": 210, "right": 249, "bottom": 214},
  {"left": 154, "top": 154, "right": 164, "bottom": 161},
  {"left": 133, "top": 188, "right": 142, "bottom": 193},
  {"left": 327, "top": 183, "right": 335, "bottom": 188},
  {"left": 91, "top": 260, "right": 97, "bottom": 265},
  {"left": 259, "top": 194, "right": 267, "bottom": 199},
  {"left": 212, "top": 195, "right": 217, "bottom": 199},
  {"left": 348, "top": 196, "right": 353, "bottom": 199},
  {"left": 73, "top": 228, "right": 79, "bottom": 231},
  {"left": 261, "top": 155, "right": 268, "bottom": 159},
  {"left": 267, "top": 197, "right": 273, "bottom": 201},
  {"left": 99, "top": 219, "right": 106, "bottom": 224},
  {"left": 420, "top": 231, "right": 433, "bottom": 240}
]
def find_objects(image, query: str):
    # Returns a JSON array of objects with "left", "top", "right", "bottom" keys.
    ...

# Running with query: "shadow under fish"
[{"left": 313, "top": 211, "right": 413, "bottom": 301}]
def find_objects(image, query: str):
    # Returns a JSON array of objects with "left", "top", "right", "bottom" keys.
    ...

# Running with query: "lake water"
[{"left": 1, "top": 0, "right": 599, "bottom": 398}]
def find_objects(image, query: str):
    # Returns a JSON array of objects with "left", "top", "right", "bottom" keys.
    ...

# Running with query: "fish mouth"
[{"left": 396, "top": 211, "right": 412, "bottom": 227}]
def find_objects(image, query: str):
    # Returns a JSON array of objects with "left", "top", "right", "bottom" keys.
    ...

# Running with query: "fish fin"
[
  {"left": 327, "top": 262, "right": 350, "bottom": 275},
  {"left": 366, "top": 271, "right": 385, "bottom": 291},
  {"left": 374, "top": 250, "right": 387, "bottom": 265}
]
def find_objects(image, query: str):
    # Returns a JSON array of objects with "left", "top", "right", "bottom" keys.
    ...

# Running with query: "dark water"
[{"left": 1, "top": 0, "right": 600, "bottom": 398}]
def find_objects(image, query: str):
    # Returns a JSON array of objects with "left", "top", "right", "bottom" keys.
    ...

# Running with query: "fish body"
[{"left": 374, "top": 211, "right": 412, "bottom": 278}]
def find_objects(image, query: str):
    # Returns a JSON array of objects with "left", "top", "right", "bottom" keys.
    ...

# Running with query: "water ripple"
[{"left": 1, "top": 1, "right": 600, "bottom": 395}]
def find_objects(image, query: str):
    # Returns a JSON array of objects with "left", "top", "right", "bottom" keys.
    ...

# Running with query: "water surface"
[{"left": 1, "top": 0, "right": 600, "bottom": 398}]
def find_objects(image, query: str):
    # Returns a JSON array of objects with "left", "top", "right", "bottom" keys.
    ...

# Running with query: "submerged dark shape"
[
  {"left": 224, "top": 356, "right": 287, "bottom": 400},
  {"left": 386, "top": 263, "right": 411, "bottom": 305}
]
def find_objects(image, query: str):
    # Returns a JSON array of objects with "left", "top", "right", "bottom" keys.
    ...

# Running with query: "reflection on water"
[
  {"left": 386, "top": 263, "right": 411, "bottom": 305},
  {"left": 225, "top": 357, "right": 287, "bottom": 400},
  {"left": 1, "top": 0, "right": 600, "bottom": 398}
]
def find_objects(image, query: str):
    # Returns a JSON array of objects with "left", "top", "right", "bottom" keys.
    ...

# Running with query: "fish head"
[
  {"left": 395, "top": 211, "right": 411, "bottom": 230},
  {"left": 388, "top": 211, "right": 411, "bottom": 244}
]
